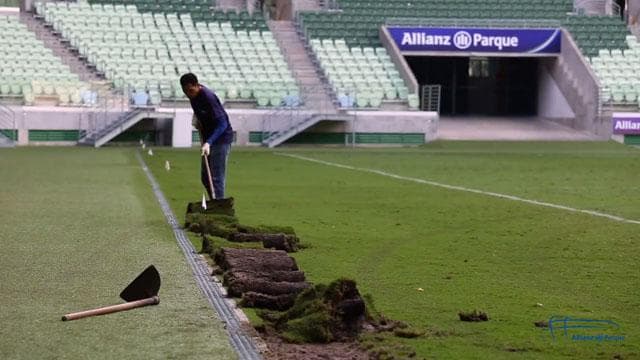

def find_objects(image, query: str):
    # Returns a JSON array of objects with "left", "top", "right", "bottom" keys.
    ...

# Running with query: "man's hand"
[{"left": 201, "top": 142, "right": 210, "bottom": 156}]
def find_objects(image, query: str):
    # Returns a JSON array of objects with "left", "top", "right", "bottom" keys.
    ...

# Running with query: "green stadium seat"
[{"left": 37, "top": 1, "right": 295, "bottom": 106}]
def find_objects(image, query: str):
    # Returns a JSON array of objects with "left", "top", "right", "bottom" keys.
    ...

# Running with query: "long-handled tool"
[
  {"left": 62, "top": 265, "right": 161, "bottom": 321},
  {"left": 197, "top": 118, "right": 216, "bottom": 201},
  {"left": 202, "top": 153, "right": 216, "bottom": 201}
]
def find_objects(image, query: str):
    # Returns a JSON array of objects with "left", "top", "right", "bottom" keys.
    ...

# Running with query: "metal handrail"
[
  {"left": 0, "top": 103, "right": 16, "bottom": 143},
  {"left": 79, "top": 78, "right": 131, "bottom": 142}
]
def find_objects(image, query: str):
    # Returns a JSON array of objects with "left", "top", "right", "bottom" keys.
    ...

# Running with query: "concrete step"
[
  {"left": 292, "top": 71, "right": 321, "bottom": 77},
  {"left": 216, "top": 0, "right": 246, "bottom": 11},
  {"left": 19, "top": 13, "right": 103, "bottom": 83},
  {"left": 269, "top": 19, "right": 336, "bottom": 111},
  {"left": 297, "top": 76, "right": 323, "bottom": 82},
  {"left": 294, "top": 0, "right": 322, "bottom": 12}
]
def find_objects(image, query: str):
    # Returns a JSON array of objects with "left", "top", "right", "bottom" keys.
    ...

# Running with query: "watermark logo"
[
  {"left": 453, "top": 31, "right": 472, "bottom": 50},
  {"left": 547, "top": 316, "right": 625, "bottom": 342}
]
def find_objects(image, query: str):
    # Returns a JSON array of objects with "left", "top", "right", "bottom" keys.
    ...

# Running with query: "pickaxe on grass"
[{"left": 61, "top": 265, "right": 161, "bottom": 321}]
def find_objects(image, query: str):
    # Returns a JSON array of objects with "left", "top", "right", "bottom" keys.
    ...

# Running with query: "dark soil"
[
  {"left": 242, "top": 292, "right": 298, "bottom": 311},
  {"left": 259, "top": 331, "right": 370, "bottom": 360},
  {"left": 224, "top": 270, "right": 307, "bottom": 284},
  {"left": 186, "top": 211, "right": 300, "bottom": 252},
  {"left": 216, "top": 248, "right": 299, "bottom": 272},
  {"left": 458, "top": 310, "right": 489, "bottom": 322},
  {"left": 228, "top": 233, "right": 300, "bottom": 252},
  {"left": 186, "top": 197, "right": 235, "bottom": 217},
  {"left": 226, "top": 277, "right": 310, "bottom": 298},
  {"left": 187, "top": 200, "right": 419, "bottom": 358},
  {"left": 215, "top": 248, "right": 309, "bottom": 310}
]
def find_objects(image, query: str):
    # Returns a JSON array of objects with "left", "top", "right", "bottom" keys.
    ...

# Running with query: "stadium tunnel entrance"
[{"left": 406, "top": 56, "right": 539, "bottom": 116}]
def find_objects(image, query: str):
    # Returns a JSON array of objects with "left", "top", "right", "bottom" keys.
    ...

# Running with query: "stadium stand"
[
  {"left": 0, "top": 14, "right": 88, "bottom": 105},
  {"left": 298, "top": 12, "right": 415, "bottom": 109},
  {"left": 566, "top": 15, "right": 640, "bottom": 106},
  {"left": 308, "top": 38, "right": 413, "bottom": 108},
  {"left": 37, "top": 1, "right": 299, "bottom": 107},
  {"left": 0, "top": 0, "right": 19, "bottom": 7},
  {"left": 299, "top": 0, "right": 574, "bottom": 49},
  {"left": 3, "top": 0, "right": 633, "bottom": 110},
  {"left": 297, "top": 0, "right": 640, "bottom": 109}
]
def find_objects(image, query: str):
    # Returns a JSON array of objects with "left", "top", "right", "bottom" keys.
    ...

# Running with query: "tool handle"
[
  {"left": 202, "top": 153, "right": 215, "bottom": 201},
  {"left": 62, "top": 296, "right": 159, "bottom": 321}
]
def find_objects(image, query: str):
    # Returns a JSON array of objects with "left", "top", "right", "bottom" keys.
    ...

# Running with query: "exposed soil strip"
[
  {"left": 215, "top": 248, "right": 311, "bottom": 311},
  {"left": 137, "top": 152, "right": 263, "bottom": 360}
]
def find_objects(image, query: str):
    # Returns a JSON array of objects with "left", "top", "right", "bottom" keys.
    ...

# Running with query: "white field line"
[{"left": 276, "top": 152, "right": 640, "bottom": 226}]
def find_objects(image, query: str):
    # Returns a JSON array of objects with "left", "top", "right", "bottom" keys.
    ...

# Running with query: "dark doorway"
[{"left": 406, "top": 56, "right": 539, "bottom": 116}]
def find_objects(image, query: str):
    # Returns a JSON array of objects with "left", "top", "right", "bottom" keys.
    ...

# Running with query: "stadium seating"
[
  {"left": 0, "top": 15, "right": 88, "bottom": 105},
  {"left": 37, "top": 1, "right": 299, "bottom": 107},
  {"left": 0, "top": 0, "right": 19, "bottom": 7},
  {"left": 298, "top": 0, "right": 574, "bottom": 109},
  {"left": 299, "top": 1, "right": 639, "bottom": 108},
  {"left": 589, "top": 36, "right": 640, "bottom": 105},
  {"left": 565, "top": 15, "right": 640, "bottom": 105},
  {"left": 311, "top": 38, "right": 410, "bottom": 108},
  {"left": 299, "top": 0, "right": 574, "bottom": 49}
]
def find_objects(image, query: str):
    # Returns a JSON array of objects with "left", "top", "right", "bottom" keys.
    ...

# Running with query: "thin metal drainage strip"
[{"left": 137, "top": 152, "right": 262, "bottom": 360}]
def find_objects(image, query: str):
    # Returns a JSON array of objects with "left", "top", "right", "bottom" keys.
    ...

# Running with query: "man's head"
[{"left": 180, "top": 73, "right": 200, "bottom": 99}]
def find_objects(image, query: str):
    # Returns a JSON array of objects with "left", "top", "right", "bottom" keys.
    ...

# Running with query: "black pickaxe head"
[{"left": 120, "top": 265, "right": 161, "bottom": 302}]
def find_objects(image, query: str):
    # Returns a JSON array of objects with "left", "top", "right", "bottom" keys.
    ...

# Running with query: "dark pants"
[{"left": 201, "top": 143, "right": 231, "bottom": 199}]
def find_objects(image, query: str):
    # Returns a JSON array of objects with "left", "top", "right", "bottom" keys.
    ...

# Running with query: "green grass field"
[
  {"left": 145, "top": 142, "right": 639, "bottom": 359},
  {"left": 0, "top": 148, "right": 236, "bottom": 359},
  {"left": 1, "top": 142, "right": 638, "bottom": 359}
]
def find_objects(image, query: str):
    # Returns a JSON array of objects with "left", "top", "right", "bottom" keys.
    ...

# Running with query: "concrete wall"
[
  {"left": 630, "top": 0, "right": 640, "bottom": 24},
  {"left": 9, "top": 105, "right": 439, "bottom": 146},
  {"left": 544, "top": 30, "right": 609, "bottom": 137},
  {"left": 537, "top": 63, "right": 575, "bottom": 120},
  {"left": 346, "top": 111, "right": 438, "bottom": 142},
  {"left": 289, "top": 111, "right": 439, "bottom": 143}
]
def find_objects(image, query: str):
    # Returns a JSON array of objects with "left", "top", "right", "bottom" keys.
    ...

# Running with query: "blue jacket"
[{"left": 190, "top": 85, "right": 233, "bottom": 145}]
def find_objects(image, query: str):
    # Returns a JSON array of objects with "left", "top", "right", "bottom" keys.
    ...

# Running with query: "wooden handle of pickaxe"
[
  {"left": 203, "top": 153, "right": 215, "bottom": 201},
  {"left": 62, "top": 296, "right": 160, "bottom": 321},
  {"left": 199, "top": 126, "right": 216, "bottom": 201}
]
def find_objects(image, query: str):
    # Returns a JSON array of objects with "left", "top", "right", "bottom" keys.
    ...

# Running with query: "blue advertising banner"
[
  {"left": 612, "top": 112, "right": 640, "bottom": 135},
  {"left": 389, "top": 27, "right": 562, "bottom": 54}
]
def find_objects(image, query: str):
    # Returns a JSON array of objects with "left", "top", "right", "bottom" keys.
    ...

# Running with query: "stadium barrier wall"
[
  {"left": 544, "top": 29, "right": 608, "bottom": 137},
  {"left": 537, "top": 63, "right": 576, "bottom": 121},
  {"left": 7, "top": 105, "right": 438, "bottom": 146}
]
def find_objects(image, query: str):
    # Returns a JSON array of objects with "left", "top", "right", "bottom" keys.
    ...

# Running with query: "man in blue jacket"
[{"left": 180, "top": 73, "right": 234, "bottom": 200}]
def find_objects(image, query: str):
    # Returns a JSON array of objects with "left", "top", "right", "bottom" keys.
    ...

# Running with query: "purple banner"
[
  {"left": 612, "top": 113, "right": 640, "bottom": 135},
  {"left": 389, "top": 27, "right": 561, "bottom": 54}
]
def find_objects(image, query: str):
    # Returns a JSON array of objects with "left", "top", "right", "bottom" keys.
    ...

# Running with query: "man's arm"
[
  {"left": 205, "top": 119, "right": 228, "bottom": 145},
  {"left": 204, "top": 91, "right": 228, "bottom": 145}
]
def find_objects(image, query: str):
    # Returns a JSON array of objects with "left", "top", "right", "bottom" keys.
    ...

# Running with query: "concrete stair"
[
  {"left": 0, "top": 133, "right": 14, "bottom": 147},
  {"left": 269, "top": 20, "right": 335, "bottom": 111},
  {"left": 0, "top": 104, "right": 16, "bottom": 147},
  {"left": 631, "top": 23, "right": 640, "bottom": 38},
  {"left": 19, "top": 12, "right": 103, "bottom": 83},
  {"left": 293, "top": 0, "right": 322, "bottom": 12},
  {"left": 217, "top": 0, "right": 246, "bottom": 11},
  {"left": 574, "top": 0, "right": 607, "bottom": 15}
]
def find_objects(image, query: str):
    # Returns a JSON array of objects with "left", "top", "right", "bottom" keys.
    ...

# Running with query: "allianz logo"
[{"left": 401, "top": 30, "right": 520, "bottom": 51}]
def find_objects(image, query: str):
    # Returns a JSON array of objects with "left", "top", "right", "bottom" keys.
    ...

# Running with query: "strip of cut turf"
[{"left": 0, "top": 148, "right": 236, "bottom": 360}]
